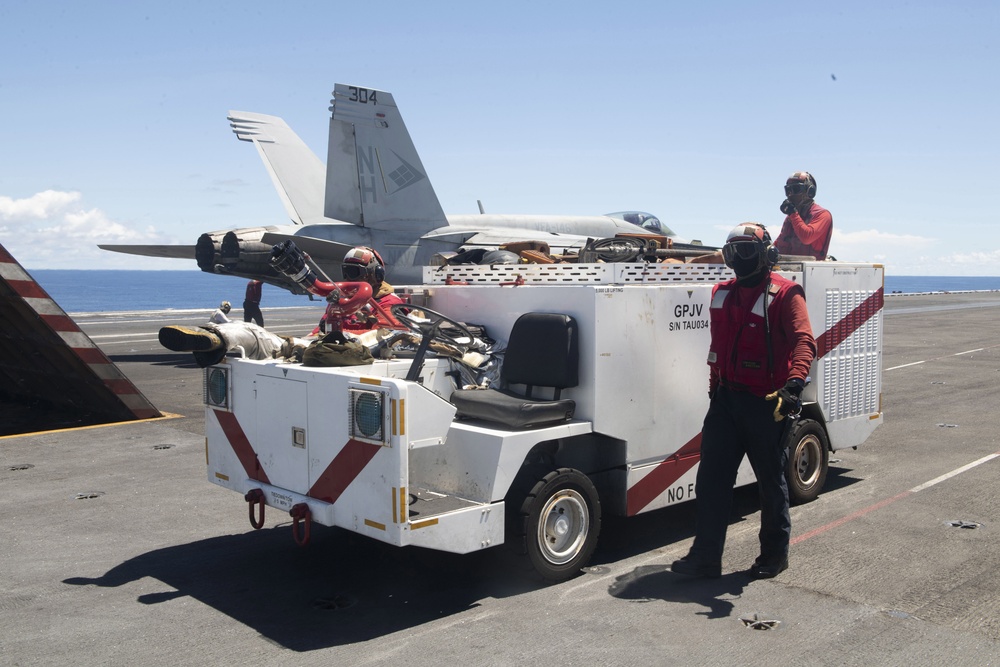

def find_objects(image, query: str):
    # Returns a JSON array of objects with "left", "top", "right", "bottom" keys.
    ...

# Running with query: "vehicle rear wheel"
[
  {"left": 784, "top": 418, "right": 830, "bottom": 505},
  {"left": 521, "top": 468, "right": 601, "bottom": 582}
]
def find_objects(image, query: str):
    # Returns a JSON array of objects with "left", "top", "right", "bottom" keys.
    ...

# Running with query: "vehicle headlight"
[
  {"left": 204, "top": 366, "right": 230, "bottom": 410},
  {"left": 350, "top": 388, "right": 387, "bottom": 444}
]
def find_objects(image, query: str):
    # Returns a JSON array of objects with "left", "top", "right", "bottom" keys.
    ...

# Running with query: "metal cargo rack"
[{"left": 422, "top": 262, "right": 737, "bottom": 285}]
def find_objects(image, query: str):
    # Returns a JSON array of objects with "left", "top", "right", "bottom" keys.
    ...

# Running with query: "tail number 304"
[{"left": 349, "top": 87, "right": 378, "bottom": 105}]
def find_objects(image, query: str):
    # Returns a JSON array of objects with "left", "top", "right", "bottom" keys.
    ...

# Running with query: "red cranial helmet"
[
  {"left": 722, "top": 223, "right": 777, "bottom": 279},
  {"left": 784, "top": 171, "right": 816, "bottom": 198},
  {"left": 342, "top": 246, "right": 386, "bottom": 290}
]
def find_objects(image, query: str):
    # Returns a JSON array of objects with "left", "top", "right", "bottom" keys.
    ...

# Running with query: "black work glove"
[
  {"left": 780, "top": 199, "right": 796, "bottom": 216},
  {"left": 766, "top": 378, "right": 805, "bottom": 421}
]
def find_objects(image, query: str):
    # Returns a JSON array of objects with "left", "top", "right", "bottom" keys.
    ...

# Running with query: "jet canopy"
[{"left": 605, "top": 211, "right": 674, "bottom": 236}]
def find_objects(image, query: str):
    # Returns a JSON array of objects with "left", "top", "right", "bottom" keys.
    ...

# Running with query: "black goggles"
[
  {"left": 342, "top": 264, "right": 367, "bottom": 280},
  {"left": 722, "top": 241, "right": 760, "bottom": 262},
  {"left": 784, "top": 181, "right": 810, "bottom": 195}
]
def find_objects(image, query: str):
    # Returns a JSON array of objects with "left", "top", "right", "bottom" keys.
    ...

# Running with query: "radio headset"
[{"left": 804, "top": 172, "right": 817, "bottom": 198}]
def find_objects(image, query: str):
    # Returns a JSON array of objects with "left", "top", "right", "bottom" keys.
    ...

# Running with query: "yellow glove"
[
  {"left": 765, "top": 390, "right": 786, "bottom": 422},
  {"left": 766, "top": 379, "right": 805, "bottom": 422}
]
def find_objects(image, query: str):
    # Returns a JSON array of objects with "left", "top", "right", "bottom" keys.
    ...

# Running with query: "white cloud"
[
  {"left": 832, "top": 227, "right": 936, "bottom": 250},
  {"left": 827, "top": 228, "right": 929, "bottom": 270},
  {"left": 0, "top": 190, "right": 83, "bottom": 220},
  {"left": 0, "top": 190, "right": 188, "bottom": 269},
  {"left": 941, "top": 249, "right": 1000, "bottom": 265},
  {"left": 830, "top": 228, "right": 1000, "bottom": 276}
]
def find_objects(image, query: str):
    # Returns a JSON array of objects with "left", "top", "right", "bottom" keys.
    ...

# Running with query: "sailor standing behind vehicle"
[
  {"left": 773, "top": 171, "right": 833, "bottom": 260},
  {"left": 671, "top": 222, "right": 816, "bottom": 580},
  {"left": 209, "top": 301, "right": 232, "bottom": 324}
]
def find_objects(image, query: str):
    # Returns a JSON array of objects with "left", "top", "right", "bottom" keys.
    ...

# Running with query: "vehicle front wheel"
[
  {"left": 521, "top": 468, "right": 601, "bottom": 582},
  {"left": 784, "top": 418, "right": 830, "bottom": 505}
]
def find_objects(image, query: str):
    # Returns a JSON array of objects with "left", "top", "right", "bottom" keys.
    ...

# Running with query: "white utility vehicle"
[{"left": 204, "top": 261, "right": 883, "bottom": 581}]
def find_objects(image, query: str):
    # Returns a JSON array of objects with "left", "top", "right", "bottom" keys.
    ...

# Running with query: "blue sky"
[{"left": 1, "top": 1, "right": 997, "bottom": 275}]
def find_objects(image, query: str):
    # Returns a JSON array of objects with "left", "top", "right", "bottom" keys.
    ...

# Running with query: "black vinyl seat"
[{"left": 451, "top": 313, "right": 579, "bottom": 428}]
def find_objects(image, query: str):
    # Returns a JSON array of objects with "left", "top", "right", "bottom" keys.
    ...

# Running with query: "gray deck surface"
[{"left": 3, "top": 292, "right": 1000, "bottom": 666}]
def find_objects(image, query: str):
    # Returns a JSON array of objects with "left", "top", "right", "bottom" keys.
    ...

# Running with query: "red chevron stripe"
[
  {"left": 7, "top": 279, "right": 47, "bottom": 299},
  {"left": 308, "top": 439, "right": 383, "bottom": 504},
  {"left": 73, "top": 347, "right": 107, "bottom": 363},
  {"left": 626, "top": 433, "right": 702, "bottom": 516},
  {"left": 41, "top": 313, "right": 81, "bottom": 332},
  {"left": 213, "top": 409, "right": 271, "bottom": 484},
  {"left": 816, "top": 288, "right": 884, "bottom": 359},
  {"left": 103, "top": 378, "right": 142, "bottom": 393}
]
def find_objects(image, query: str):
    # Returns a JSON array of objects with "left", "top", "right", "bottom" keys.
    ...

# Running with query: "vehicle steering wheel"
[{"left": 389, "top": 304, "right": 474, "bottom": 381}]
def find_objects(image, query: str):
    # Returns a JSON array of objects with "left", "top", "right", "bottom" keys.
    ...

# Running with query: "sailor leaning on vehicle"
[
  {"left": 773, "top": 171, "right": 833, "bottom": 261},
  {"left": 671, "top": 222, "right": 816, "bottom": 579},
  {"left": 317, "top": 246, "right": 404, "bottom": 334}
]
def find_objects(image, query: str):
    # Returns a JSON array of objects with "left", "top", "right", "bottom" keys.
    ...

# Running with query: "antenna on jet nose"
[{"left": 477, "top": 200, "right": 486, "bottom": 214}]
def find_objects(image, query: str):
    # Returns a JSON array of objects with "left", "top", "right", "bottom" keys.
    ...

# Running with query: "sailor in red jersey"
[
  {"left": 773, "top": 171, "right": 833, "bottom": 260},
  {"left": 672, "top": 223, "right": 816, "bottom": 579},
  {"left": 243, "top": 280, "right": 264, "bottom": 326},
  {"left": 318, "top": 247, "right": 404, "bottom": 334}
]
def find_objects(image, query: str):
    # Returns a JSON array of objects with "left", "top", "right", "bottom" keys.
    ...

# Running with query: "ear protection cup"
[
  {"left": 755, "top": 223, "right": 778, "bottom": 266},
  {"left": 766, "top": 244, "right": 780, "bottom": 266},
  {"left": 805, "top": 172, "right": 817, "bottom": 198},
  {"left": 370, "top": 248, "right": 387, "bottom": 286}
]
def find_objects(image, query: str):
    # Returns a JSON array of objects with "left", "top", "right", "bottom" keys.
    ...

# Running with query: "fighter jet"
[{"left": 101, "top": 84, "right": 694, "bottom": 290}]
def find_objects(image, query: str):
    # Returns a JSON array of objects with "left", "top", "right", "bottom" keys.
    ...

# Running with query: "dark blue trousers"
[{"left": 689, "top": 386, "right": 791, "bottom": 565}]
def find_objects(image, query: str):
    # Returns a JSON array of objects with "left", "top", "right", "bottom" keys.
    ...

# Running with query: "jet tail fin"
[
  {"left": 228, "top": 111, "right": 326, "bottom": 225},
  {"left": 326, "top": 84, "right": 447, "bottom": 232}
]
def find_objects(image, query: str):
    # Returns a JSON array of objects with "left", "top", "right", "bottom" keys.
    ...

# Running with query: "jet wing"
[
  {"left": 441, "top": 230, "right": 592, "bottom": 252},
  {"left": 98, "top": 244, "right": 195, "bottom": 260}
]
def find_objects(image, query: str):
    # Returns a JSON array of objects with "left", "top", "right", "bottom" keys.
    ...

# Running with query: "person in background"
[
  {"left": 773, "top": 171, "right": 833, "bottom": 260},
  {"left": 671, "top": 222, "right": 816, "bottom": 579},
  {"left": 243, "top": 279, "right": 263, "bottom": 326},
  {"left": 209, "top": 301, "right": 232, "bottom": 324}
]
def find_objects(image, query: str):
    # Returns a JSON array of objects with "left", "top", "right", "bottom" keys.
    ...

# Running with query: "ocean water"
[
  {"left": 23, "top": 270, "right": 1000, "bottom": 314},
  {"left": 29, "top": 270, "right": 325, "bottom": 314}
]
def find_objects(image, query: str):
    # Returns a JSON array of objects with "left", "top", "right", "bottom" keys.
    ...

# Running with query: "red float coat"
[
  {"left": 773, "top": 202, "right": 833, "bottom": 260},
  {"left": 707, "top": 273, "right": 816, "bottom": 397}
]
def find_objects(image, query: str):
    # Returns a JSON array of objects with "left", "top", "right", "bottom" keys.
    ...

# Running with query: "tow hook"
[
  {"left": 290, "top": 503, "right": 312, "bottom": 547},
  {"left": 245, "top": 489, "right": 265, "bottom": 529}
]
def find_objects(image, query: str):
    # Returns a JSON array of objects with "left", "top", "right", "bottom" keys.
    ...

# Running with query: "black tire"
[
  {"left": 520, "top": 468, "right": 601, "bottom": 582},
  {"left": 784, "top": 418, "right": 830, "bottom": 505}
]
